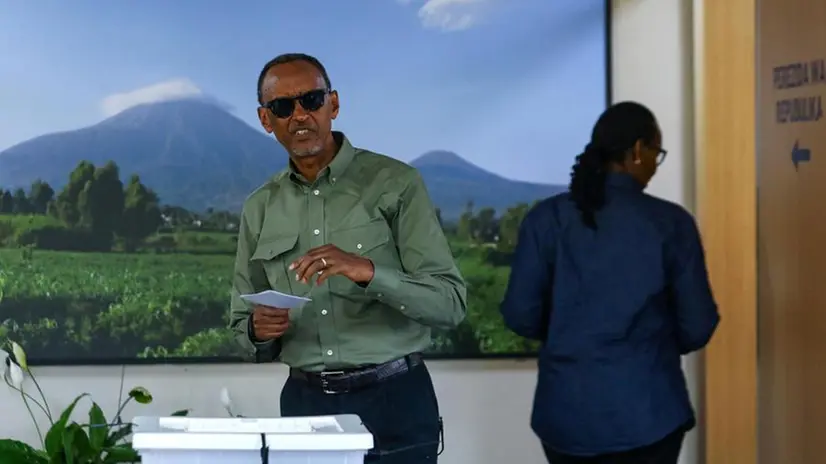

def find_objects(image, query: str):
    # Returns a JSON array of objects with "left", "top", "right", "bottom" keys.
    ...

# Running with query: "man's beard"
[{"left": 290, "top": 144, "right": 323, "bottom": 157}]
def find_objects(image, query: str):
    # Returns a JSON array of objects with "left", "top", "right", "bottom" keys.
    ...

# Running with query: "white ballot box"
[{"left": 132, "top": 414, "right": 374, "bottom": 464}]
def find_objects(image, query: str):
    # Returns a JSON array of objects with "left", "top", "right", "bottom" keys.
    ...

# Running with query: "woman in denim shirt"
[{"left": 500, "top": 101, "right": 719, "bottom": 464}]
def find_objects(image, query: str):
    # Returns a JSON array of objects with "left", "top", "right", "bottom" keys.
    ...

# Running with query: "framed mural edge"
[{"left": 0, "top": 1, "right": 613, "bottom": 366}]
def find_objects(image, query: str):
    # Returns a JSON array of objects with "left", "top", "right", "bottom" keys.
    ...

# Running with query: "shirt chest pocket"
[
  {"left": 249, "top": 234, "right": 300, "bottom": 295},
  {"left": 329, "top": 219, "right": 397, "bottom": 293}
]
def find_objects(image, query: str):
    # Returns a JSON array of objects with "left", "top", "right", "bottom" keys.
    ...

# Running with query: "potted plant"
[{"left": 0, "top": 340, "right": 189, "bottom": 463}]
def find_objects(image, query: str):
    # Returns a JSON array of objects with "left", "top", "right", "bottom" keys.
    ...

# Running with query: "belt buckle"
[{"left": 319, "top": 370, "right": 345, "bottom": 394}]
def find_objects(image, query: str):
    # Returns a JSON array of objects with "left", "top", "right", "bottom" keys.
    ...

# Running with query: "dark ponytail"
[
  {"left": 570, "top": 143, "right": 607, "bottom": 229},
  {"left": 568, "top": 101, "right": 659, "bottom": 230}
]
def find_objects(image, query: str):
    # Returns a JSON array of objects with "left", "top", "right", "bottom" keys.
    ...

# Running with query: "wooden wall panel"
[
  {"left": 698, "top": 0, "right": 758, "bottom": 463},
  {"left": 757, "top": 0, "right": 826, "bottom": 462}
]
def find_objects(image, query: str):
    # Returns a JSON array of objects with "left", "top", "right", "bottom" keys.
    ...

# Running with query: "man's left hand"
[{"left": 290, "top": 244, "right": 375, "bottom": 286}]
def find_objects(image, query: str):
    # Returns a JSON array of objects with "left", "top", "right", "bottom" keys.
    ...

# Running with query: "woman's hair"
[{"left": 568, "top": 101, "right": 659, "bottom": 230}]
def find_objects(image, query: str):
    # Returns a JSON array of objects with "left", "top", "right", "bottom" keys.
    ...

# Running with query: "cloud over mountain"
[{"left": 100, "top": 78, "right": 233, "bottom": 117}]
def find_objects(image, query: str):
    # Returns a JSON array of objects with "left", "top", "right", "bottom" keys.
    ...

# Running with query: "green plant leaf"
[
  {"left": 61, "top": 423, "right": 91, "bottom": 464},
  {"left": 127, "top": 387, "right": 152, "bottom": 405},
  {"left": 87, "top": 402, "right": 108, "bottom": 452},
  {"left": 44, "top": 393, "right": 88, "bottom": 459},
  {"left": 0, "top": 438, "right": 49, "bottom": 464},
  {"left": 103, "top": 444, "right": 140, "bottom": 463},
  {"left": 170, "top": 409, "right": 190, "bottom": 416},
  {"left": 104, "top": 423, "right": 132, "bottom": 448}
]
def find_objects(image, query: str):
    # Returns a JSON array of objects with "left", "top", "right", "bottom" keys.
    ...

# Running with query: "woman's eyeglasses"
[{"left": 654, "top": 147, "right": 668, "bottom": 165}]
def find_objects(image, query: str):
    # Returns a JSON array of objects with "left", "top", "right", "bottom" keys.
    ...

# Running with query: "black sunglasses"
[{"left": 262, "top": 89, "right": 330, "bottom": 119}]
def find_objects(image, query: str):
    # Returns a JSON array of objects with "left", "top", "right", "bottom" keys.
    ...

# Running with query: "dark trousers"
[
  {"left": 542, "top": 426, "right": 686, "bottom": 464},
  {"left": 280, "top": 361, "right": 442, "bottom": 463}
]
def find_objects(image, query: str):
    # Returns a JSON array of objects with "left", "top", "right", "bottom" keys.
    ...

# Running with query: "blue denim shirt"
[{"left": 500, "top": 172, "right": 719, "bottom": 456}]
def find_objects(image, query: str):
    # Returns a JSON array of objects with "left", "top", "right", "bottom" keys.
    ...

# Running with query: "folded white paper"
[{"left": 240, "top": 290, "right": 311, "bottom": 309}]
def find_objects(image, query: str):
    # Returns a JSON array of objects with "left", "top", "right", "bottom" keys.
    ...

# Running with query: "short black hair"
[{"left": 256, "top": 53, "right": 332, "bottom": 105}]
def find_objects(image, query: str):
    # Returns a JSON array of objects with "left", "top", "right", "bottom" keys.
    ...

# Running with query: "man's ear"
[
  {"left": 257, "top": 107, "right": 273, "bottom": 134},
  {"left": 329, "top": 90, "right": 340, "bottom": 120}
]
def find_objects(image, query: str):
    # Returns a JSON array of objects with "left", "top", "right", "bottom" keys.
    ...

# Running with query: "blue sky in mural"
[{"left": 0, "top": 0, "right": 607, "bottom": 184}]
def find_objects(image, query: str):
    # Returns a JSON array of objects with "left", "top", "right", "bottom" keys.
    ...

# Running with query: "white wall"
[
  {"left": 0, "top": 2, "right": 699, "bottom": 463},
  {"left": 612, "top": 1, "right": 701, "bottom": 464}
]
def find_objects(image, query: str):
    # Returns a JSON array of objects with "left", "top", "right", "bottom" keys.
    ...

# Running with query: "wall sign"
[{"left": 774, "top": 59, "right": 825, "bottom": 124}]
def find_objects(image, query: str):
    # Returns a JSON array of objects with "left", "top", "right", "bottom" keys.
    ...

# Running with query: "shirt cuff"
[
  {"left": 247, "top": 316, "right": 275, "bottom": 349},
  {"left": 364, "top": 264, "right": 403, "bottom": 299}
]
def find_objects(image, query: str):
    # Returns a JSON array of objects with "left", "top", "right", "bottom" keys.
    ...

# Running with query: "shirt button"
[
  {"left": 326, "top": 350, "right": 333, "bottom": 356},
  {"left": 321, "top": 309, "right": 328, "bottom": 315},
  {"left": 356, "top": 243, "right": 363, "bottom": 249},
  {"left": 400, "top": 305, "right": 406, "bottom": 310},
  {"left": 313, "top": 189, "right": 320, "bottom": 195},
  {"left": 377, "top": 293, "right": 383, "bottom": 298},
  {"left": 313, "top": 229, "right": 320, "bottom": 235},
  {"left": 331, "top": 177, "right": 337, "bottom": 183}
]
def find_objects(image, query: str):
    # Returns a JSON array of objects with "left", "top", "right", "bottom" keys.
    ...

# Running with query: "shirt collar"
[
  {"left": 286, "top": 131, "right": 355, "bottom": 185},
  {"left": 326, "top": 131, "right": 356, "bottom": 182},
  {"left": 606, "top": 171, "right": 645, "bottom": 192}
]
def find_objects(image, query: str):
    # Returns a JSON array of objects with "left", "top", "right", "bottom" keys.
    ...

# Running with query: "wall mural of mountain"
[
  {"left": 0, "top": 99, "right": 566, "bottom": 219},
  {"left": 411, "top": 150, "right": 567, "bottom": 218}
]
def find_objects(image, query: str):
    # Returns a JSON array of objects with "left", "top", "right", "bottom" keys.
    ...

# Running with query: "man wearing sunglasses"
[{"left": 229, "top": 53, "right": 467, "bottom": 463}]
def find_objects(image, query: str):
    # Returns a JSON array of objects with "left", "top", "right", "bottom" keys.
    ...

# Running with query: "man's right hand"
[{"left": 251, "top": 306, "right": 290, "bottom": 341}]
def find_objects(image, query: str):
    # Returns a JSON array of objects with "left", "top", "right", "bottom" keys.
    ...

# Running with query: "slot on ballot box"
[{"left": 132, "top": 414, "right": 374, "bottom": 464}]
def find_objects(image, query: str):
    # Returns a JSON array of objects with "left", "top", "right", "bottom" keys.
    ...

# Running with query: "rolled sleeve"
[
  {"left": 229, "top": 205, "right": 281, "bottom": 363},
  {"left": 362, "top": 170, "right": 467, "bottom": 330}
]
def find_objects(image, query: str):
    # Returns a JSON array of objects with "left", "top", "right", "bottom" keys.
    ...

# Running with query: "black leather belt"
[{"left": 290, "top": 353, "right": 423, "bottom": 394}]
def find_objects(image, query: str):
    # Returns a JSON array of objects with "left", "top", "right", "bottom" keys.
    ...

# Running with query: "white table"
[{"left": 132, "top": 414, "right": 373, "bottom": 463}]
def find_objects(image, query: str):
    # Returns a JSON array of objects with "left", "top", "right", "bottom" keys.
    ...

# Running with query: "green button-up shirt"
[{"left": 229, "top": 132, "right": 467, "bottom": 371}]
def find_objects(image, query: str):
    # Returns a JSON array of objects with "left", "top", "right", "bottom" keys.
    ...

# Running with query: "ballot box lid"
[{"left": 131, "top": 414, "right": 374, "bottom": 452}]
